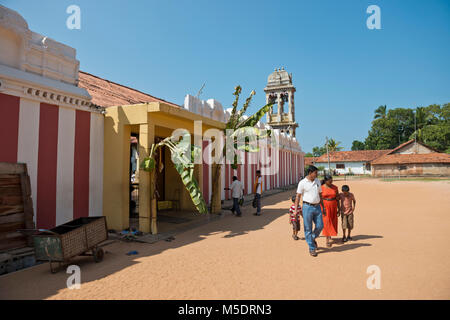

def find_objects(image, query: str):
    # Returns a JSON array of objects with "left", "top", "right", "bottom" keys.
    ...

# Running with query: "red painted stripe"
[
  {"left": 244, "top": 152, "right": 248, "bottom": 195},
  {"left": 229, "top": 164, "right": 233, "bottom": 200},
  {"left": 280, "top": 150, "right": 283, "bottom": 186},
  {"left": 251, "top": 163, "right": 255, "bottom": 194},
  {"left": 286, "top": 152, "right": 288, "bottom": 185},
  {"left": 281, "top": 151, "right": 284, "bottom": 186},
  {"left": 264, "top": 170, "right": 267, "bottom": 192},
  {"left": 280, "top": 150, "right": 282, "bottom": 187},
  {"left": 294, "top": 153, "right": 297, "bottom": 182},
  {"left": 270, "top": 148, "right": 273, "bottom": 189},
  {"left": 289, "top": 152, "right": 294, "bottom": 184},
  {"left": 36, "top": 103, "right": 59, "bottom": 228},
  {"left": 284, "top": 152, "right": 287, "bottom": 185},
  {"left": 0, "top": 93, "right": 20, "bottom": 163},
  {"left": 73, "top": 110, "right": 91, "bottom": 219},
  {"left": 276, "top": 150, "right": 279, "bottom": 187},
  {"left": 202, "top": 140, "right": 210, "bottom": 204},
  {"left": 225, "top": 163, "right": 230, "bottom": 200}
]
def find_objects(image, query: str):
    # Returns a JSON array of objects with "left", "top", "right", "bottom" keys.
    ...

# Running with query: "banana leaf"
[
  {"left": 141, "top": 138, "right": 208, "bottom": 214},
  {"left": 237, "top": 103, "right": 272, "bottom": 128}
]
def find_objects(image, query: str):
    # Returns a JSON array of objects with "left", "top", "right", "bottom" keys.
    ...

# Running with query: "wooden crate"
[{"left": 0, "top": 162, "right": 35, "bottom": 251}]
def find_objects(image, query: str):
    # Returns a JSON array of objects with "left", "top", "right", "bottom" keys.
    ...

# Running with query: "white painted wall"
[{"left": 316, "top": 161, "right": 370, "bottom": 175}]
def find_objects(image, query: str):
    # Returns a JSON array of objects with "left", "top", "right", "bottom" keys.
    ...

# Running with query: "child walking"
[
  {"left": 289, "top": 195, "right": 302, "bottom": 240},
  {"left": 339, "top": 185, "right": 356, "bottom": 242}
]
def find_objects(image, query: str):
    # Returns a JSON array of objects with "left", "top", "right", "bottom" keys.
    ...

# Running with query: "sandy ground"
[{"left": 1, "top": 179, "right": 449, "bottom": 300}]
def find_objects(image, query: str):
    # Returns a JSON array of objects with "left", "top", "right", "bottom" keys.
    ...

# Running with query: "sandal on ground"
[
  {"left": 347, "top": 236, "right": 353, "bottom": 241},
  {"left": 342, "top": 237, "right": 348, "bottom": 243},
  {"left": 326, "top": 242, "right": 332, "bottom": 248},
  {"left": 292, "top": 235, "right": 299, "bottom": 240},
  {"left": 309, "top": 250, "right": 318, "bottom": 257}
]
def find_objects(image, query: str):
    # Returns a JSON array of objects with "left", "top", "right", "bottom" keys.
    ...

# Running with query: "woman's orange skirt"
[{"left": 322, "top": 199, "right": 338, "bottom": 236}]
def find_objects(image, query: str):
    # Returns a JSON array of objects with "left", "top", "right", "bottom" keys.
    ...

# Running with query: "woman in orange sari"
[{"left": 321, "top": 175, "right": 340, "bottom": 248}]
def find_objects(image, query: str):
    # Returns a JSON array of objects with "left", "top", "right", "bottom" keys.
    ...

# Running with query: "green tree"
[
  {"left": 364, "top": 117, "right": 399, "bottom": 150},
  {"left": 351, "top": 140, "right": 365, "bottom": 150},
  {"left": 374, "top": 105, "right": 387, "bottom": 120},
  {"left": 387, "top": 108, "right": 415, "bottom": 145},
  {"left": 363, "top": 103, "right": 449, "bottom": 151},
  {"left": 410, "top": 124, "right": 450, "bottom": 152},
  {"left": 312, "top": 146, "right": 326, "bottom": 157}
]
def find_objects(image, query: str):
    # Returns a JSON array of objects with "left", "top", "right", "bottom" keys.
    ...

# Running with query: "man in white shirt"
[
  {"left": 225, "top": 176, "right": 244, "bottom": 217},
  {"left": 293, "top": 165, "right": 326, "bottom": 257},
  {"left": 253, "top": 170, "right": 263, "bottom": 216}
]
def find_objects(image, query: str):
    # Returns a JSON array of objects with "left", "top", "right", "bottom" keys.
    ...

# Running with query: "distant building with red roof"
[
  {"left": 371, "top": 140, "right": 450, "bottom": 177},
  {"left": 311, "top": 140, "right": 450, "bottom": 176}
]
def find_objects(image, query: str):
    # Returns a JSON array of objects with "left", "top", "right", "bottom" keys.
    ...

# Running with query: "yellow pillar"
[
  {"left": 138, "top": 122, "right": 154, "bottom": 233},
  {"left": 103, "top": 109, "right": 130, "bottom": 230}
]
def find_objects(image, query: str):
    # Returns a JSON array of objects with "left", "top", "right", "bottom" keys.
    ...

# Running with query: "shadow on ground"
[{"left": 0, "top": 191, "right": 383, "bottom": 299}]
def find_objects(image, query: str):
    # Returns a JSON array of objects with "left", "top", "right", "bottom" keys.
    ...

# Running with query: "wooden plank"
[
  {"left": 0, "top": 162, "right": 25, "bottom": 175},
  {"left": 20, "top": 170, "right": 35, "bottom": 230},
  {"left": 0, "top": 238, "right": 27, "bottom": 251},
  {"left": 0, "top": 212, "right": 25, "bottom": 224},
  {"left": 0, "top": 175, "right": 21, "bottom": 186},
  {"left": 0, "top": 163, "right": 34, "bottom": 250},
  {"left": 0, "top": 221, "right": 25, "bottom": 233},
  {"left": 0, "top": 185, "right": 22, "bottom": 196},
  {"left": 4, "top": 246, "right": 34, "bottom": 255},
  {"left": 0, "top": 194, "right": 23, "bottom": 205},
  {"left": 0, "top": 204, "right": 24, "bottom": 216},
  {"left": 0, "top": 231, "right": 25, "bottom": 241}
]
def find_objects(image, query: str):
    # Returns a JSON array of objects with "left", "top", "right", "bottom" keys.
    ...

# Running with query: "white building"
[{"left": 314, "top": 150, "right": 389, "bottom": 175}]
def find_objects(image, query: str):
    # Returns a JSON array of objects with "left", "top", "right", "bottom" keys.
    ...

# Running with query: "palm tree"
[
  {"left": 327, "top": 138, "right": 343, "bottom": 152},
  {"left": 410, "top": 106, "right": 432, "bottom": 142},
  {"left": 374, "top": 105, "right": 387, "bottom": 120}
]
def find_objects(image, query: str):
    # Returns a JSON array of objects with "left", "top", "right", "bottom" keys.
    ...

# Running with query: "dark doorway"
[
  {"left": 129, "top": 133, "right": 139, "bottom": 229},
  {"left": 154, "top": 137, "right": 166, "bottom": 201}
]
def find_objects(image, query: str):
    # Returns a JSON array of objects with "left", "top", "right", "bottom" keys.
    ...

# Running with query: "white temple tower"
[{"left": 264, "top": 68, "right": 298, "bottom": 137}]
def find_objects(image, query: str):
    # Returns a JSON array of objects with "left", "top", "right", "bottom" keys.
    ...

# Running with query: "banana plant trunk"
[
  {"left": 150, "top": 169, "right": 157, "bottom": 234},
  {"left": 210, "top": 164, "right": 222, "bottom": 214}
]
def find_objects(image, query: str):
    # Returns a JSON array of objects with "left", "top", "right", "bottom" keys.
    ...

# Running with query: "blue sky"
[{"left": 2, "top": 0, "right": 449, "bottom": 152}]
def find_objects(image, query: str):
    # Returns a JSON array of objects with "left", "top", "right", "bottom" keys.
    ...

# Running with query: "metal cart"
[{"left": 31, "top": 216, "right": 108, "bottom": 273}]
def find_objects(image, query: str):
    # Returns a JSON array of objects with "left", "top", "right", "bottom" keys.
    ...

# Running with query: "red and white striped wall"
[
  {"left": 0, "top": 92, "right": 104, "bottom": 229},
  {"left": 200, "top": 140, "right": 304, "bottom": 203}
]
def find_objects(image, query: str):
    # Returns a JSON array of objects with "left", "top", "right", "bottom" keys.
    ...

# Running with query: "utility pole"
[
  {"left": 414, "top": 109, "right": 418, "bottom": 153},
  {"left": 326, "top": 136, "right": 330, "bottom": 175}
]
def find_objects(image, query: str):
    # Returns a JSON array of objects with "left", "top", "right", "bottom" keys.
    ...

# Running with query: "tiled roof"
[
  {"left": 315, "top": 150, "right": 391, "bottom": 163},
  {"left": 372, "top": 152, "right": 450, "bottom": 165},
  {"left": 385, "top": 139, "right": 441, "bottom": 155},
  {"left": 304, "top": 157, "right": 317, "bottom": 166},
  {"left": 78, "top": 71, "right": 180, "bottom": 108}
]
